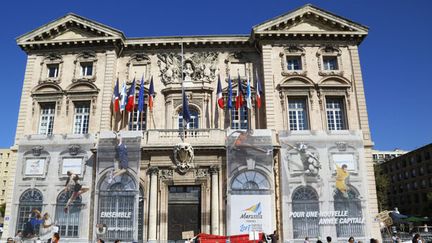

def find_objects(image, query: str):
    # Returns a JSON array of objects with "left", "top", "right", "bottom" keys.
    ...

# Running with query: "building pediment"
[
  {"left": 253, "top": 4, "right": 368, "bottom": 36},
  {"left": 17, "top": 13, "right": 125, "bottom": 47}
]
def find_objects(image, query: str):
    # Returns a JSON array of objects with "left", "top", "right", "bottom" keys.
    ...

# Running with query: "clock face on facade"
[{"left": 231, "top": 170, "right": 270, "bottom": 190}]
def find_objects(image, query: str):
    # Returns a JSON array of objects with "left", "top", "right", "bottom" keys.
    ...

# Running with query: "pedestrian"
[
  {"left": 97, "top": 239, "right": 105, "bottom": 243},
  {"left": 270, "top": 230, "right": 278, "bottom": 243},
  {"left": 14, "top": 230, "right": 23, "bottom": 242},
  {"left": 47, "top": 232, "right": 60, "bottom": 243},
  {"left": 114, "top": 240, "right": 121, "bottom": 243},
  {"left": 327, "top": 236, "right": 332, "bottom": 243},
  {"left": 412, "top": 233, "right": 424, "bottom": 243},
  {"left": 317, "top": 240, "right": 323, "bottom": 243},
  {"left": 6, "top": 237, "right": 14, "bottom": 243},
  {"left": 305, "top": 237, "right": 310, "bottom": 243},
  {"left": 348, "top": 237, "right": 355, "bottom": 243}
]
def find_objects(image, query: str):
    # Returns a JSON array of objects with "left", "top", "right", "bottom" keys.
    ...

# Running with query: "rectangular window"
[
  {"left": 288, "top": 98, "right": 308, "bottom": 130},
  {"left": 129, "top": 105, "right": 147, "bottom": 131},
  {"left": 231, "top": 106, "right": 248, "bottom": 129},
  {"left": 80, "top": 62, "right": 93, "bottom": 77},
  {"left": 323, "top": 56, "right": 338, "bottom": 70},
  {"left": 39, "top": 103, "right": 55, "bottom": 135},
  {"left": 287, "top": 56, "right": 302, "bottom": 70},
  {"left": 326, "top": 98, "right": 346, "bottom": 130},
  {"left": 47, "top": 64, "right": 59, "bottom": 78},
  {"left": 73, "top": 102, "right": 90, "bottom": 134}
]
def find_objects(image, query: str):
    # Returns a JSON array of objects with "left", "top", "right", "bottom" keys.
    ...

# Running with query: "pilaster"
[
  {"left": 262, "top": 44, "right": 276, "bottom": 128},
  {"left": 100, "top": 50, "right": 117, "bottom": 130},
  {"left": 348, "top": 45, "right": 381, "bottom": 240},
  {"left": 14, "top": 55, "right": 36, "bottom": 144}
]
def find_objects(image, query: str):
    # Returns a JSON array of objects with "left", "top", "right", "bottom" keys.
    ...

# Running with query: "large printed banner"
[
  {"left": 226, "top": 129, "right": 274, "bottom": 235},
  {"left": 228, "top": 194, "right": 273, "bottom": 235}
]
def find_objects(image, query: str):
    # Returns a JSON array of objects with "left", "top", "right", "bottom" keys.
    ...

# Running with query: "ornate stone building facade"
[{"left": 3, "top": 4, "right": 381, "bottom": 242}]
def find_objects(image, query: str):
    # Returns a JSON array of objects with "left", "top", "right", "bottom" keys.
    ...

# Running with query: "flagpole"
[
  {"left": 246, "top": 68, "right": 250, "bottom": 130},
  {"left": 255, "top": 69, "right": 260, "bottom": 129},
  {"left": 180, "top": 41, "right": 185, "bottom": 142}
]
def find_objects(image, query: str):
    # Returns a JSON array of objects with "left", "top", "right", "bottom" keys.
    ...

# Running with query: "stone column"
[
  {"left": 209, "top": 165, "right": 220, "bottom": 235},
  {"left": 147, "top": 167, "right": 159, "bottom": 241}
]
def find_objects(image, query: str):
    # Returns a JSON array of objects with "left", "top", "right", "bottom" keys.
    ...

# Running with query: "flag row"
[
  {"left": 112, "top": 73, "right": 263, "bottom": 116},
  {"left": 217, "top": 72, "right": 262, "bottom": 110},
  {"left": 112, "top": 77, "right": 154, "bottom": 114}
]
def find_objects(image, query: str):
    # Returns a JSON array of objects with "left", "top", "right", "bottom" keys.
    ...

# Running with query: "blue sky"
[{"left": 0, "top": 0, "right": 431, "bottom": 150}]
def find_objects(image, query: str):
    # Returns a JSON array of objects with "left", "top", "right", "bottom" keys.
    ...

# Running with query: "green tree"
[{"left": 374, "top": 164, "right": 390, "bottom": 212}]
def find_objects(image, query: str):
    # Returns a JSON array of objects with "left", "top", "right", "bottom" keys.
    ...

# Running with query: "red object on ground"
[{"left": 196, "top": 233, "right": 265, "bottom": 243}]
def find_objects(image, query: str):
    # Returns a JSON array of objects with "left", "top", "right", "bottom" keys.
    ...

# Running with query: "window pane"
[
  {"left": 73, "top": 102, "right": 90, "bottom": 134},
  {"left": 39, "top": 103, "right": 55, "bottom": 135},
  {"left": 288, "top": 98, "right": 308, "bottom": 130},
  {"left": 55, "top": 192, "right": 81, "bottom": 238},
  {"left": 80, "top": 62, "right": 93, "bottom": 76},
  {"left": 129, "top": 105, "right": 147, "bottom": 131},
  {"left": 47, "top": 64, "right": 59, "bottom": 78},
  {"left": 178, "top": 108, "right": 199, "bottom": 129},
  {"left": 287, "top": 56, "right": 302, "bottom": 70},
  {"left": 230, "top": 92, "right": 248, "bottom": 129},
  {"left": 323, "top": 56, "right": 338, "bottom": 70},
  {"left": 326, "top": 98, "right": 346, "bottom": 130}
]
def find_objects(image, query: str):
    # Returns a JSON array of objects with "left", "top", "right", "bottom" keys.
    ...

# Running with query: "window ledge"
[
  {"left": 282, "top": 70, "right": 307, "bottom": 77},
  {"left": 39, "top": 78, "right": 60, "bottom": 84},
  {"left": 319, "top": 70, "right": 344, "bottom": 76},
  {"left": 73, "top": 76, "right": 96, "bottom": 83}
]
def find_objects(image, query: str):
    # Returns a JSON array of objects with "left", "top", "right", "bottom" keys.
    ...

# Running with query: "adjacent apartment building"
[
  {"left": 2, "top": 4, "right": 381, "bottom": 242},
  {"left": 376, "top": 143, "right": 432, "bottom": 217}
]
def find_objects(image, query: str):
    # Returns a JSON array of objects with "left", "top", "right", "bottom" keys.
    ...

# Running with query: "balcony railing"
[{"left": 142, "top": 129, "right": 226, "bottom": 147}]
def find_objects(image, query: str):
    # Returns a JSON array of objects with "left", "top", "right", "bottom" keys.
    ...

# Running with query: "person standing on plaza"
[
  {"left": 348, "top": 236, "right": 355, "bottom": 243},
  {"left": 327, "top": 236, "right": 332, "bottom": 243}
]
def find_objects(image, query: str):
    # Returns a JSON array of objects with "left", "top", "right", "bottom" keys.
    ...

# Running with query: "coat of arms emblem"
[{"left": 173, "top": 143, "right": 194, "bottom": 174}]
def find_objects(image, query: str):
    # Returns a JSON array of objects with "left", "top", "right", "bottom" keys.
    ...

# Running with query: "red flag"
[
  {"left": 148, "top": 77, "right": 154, "bottom": 111},
  {"left": 125, "top": 79, "right": 136, "bottom": 112},
  {"left": 112, "top": 79, "right": 120, "bottom": 112},
  {"left": 235, "top": 74, "right": 243, "bottom": 110},
  {"left": 256, "top": 71, "right": 262, "bottom": 109},
  {"left": 217, "top": 74, "right": 224, "bottom": 109}
]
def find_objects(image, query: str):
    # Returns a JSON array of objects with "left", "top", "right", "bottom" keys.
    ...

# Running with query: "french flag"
[
  {"left": 216, "top": 74, "right": 224, "bottom": 109},
  {"left": 125, "top": 79, "right": 136, "bottom": 112},
  {"left": 148, "top": 76, "right": 154, "bottom": 111},
  {"left": 112, "top": 78, "right": 120, "bottom": 113},
  {"left": 235, "top": 74, "right": 243, "bottom": 110},
  {"left": 256, "top": 71, "right": 262, "bottom": 109}
]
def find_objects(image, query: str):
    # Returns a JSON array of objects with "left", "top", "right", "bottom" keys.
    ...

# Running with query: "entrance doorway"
[{"left": 168, "top": 186, "right": 201, "bottom": 241}]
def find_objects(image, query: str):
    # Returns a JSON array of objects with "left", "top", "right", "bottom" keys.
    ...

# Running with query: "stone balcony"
[{"left": 142, "top": 129, "right": 226, "bottom": 149}]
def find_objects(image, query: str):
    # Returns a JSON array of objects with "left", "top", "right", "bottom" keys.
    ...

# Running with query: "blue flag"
[
  {"left": 182, "top": 92, "right": 191, "bottom": 124},
  {"left": 227, "top": 75, "right": 233, "bottom": 109},
  {"left": 138, "top": 76, "right": 145, "bottom": 112}
]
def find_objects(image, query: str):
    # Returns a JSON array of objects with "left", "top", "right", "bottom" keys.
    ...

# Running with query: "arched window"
[
  {"left": 17, "top": 189, "right": 43, "bottom": 232},
  {"left": 98, "top": 173, "right": 137, "bottom": 242},
  {"left": 334, "top": 186, "right": 364, "bottom": 237},
  {"left": 55, "top": 191, "right": 82, "bottom": 238},
  {"left": 291, "top": 186, "right": 319, "bottom": 239},
  {"left": 231, "top": 170, "right": 270, "bottom": 192},
  {"left": 178, "top": 107, "right": 199, "bottom": 129}
]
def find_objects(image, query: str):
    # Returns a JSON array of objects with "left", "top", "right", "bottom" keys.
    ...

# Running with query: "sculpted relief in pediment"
[{"left": 157, "top": 52, "right": 219, "bottom": 85}]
